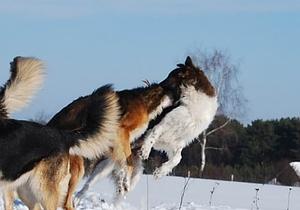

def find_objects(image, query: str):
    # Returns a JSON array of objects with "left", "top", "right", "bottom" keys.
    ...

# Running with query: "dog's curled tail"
[
  {"left": 0, "top": 57, "right": 44, "bottom": 118},
  {"left": 69, "top": 85, "right": 120, "bottom": 159}
]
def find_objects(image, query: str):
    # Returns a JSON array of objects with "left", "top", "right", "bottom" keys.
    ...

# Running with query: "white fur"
[
  {"left": 69, "top": 137, "right": 114, "bottom": 159},
  {"left": 69, "top": 92, "right": 121, "bottom": 159},
  {"left": 15, "top": 173, "right": 47, "bottom": 210},
  {"left": 4, "top": 57, "right": 44, "bottom": 115},
  {"left": 141, "top": 85, "right": 218, "bottom": 178}
]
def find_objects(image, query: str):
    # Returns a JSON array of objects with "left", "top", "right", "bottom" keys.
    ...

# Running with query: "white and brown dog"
[{"left": 139, "top": 56, "right": 218, "bottom": 178}]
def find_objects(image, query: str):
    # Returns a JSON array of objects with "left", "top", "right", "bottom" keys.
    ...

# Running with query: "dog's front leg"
[
  {"left": 64, "top": 156, "right": 84, "bottom": 210},
  {"left": 113, "top": 166, "right": 127, "bottom": 198},
  {"left": 139, "top": 125, "right": 164, "bottom": 160}
]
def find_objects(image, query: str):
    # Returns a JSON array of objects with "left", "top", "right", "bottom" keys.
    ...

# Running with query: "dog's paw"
[
  {"left": 123, "top": 177, "right": 131, "bottom": 192},
  {"left": 116, "top": 185, "right": 125, "bottom": 197},
  {"left": 139, "top": 146, "right": 151, "bottom": 160},
  {"left": 153, "top": 167, "right": 168, "bottom": 179}
]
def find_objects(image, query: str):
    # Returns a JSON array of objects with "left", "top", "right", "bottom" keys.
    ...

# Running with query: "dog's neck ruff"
[{"left": 180, "top": 85, "right": 217, "bottom": 133}]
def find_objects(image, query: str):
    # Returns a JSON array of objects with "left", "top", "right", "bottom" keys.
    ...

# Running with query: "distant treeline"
[{"left": 144, "top": 116, "right": 300, "bottom": 186}]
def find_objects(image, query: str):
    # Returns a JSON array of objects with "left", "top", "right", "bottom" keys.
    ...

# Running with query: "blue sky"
[{"left": 0, "top": 0, "right": 299, "bottom": 124}]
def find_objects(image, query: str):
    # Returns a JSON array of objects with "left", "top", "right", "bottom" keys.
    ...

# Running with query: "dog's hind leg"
[
  {"left": 37, "top": 173, "right": 66, "bottom": 210},
  {"left": 3, "top": 188, "right": 14, "bottom": 210},
  {"left": 129, "top": 154, "right": 143, "bottom": 190},
  {"left": 17, "top": 185, "right": 42, "bottom": 210},
  {"left": 124, "top": 154, "right": 134, "bottom": 193},
  {"left": 117, "top": 154, "right": 143, "bottom": 200},
  {"left": 17, "top": 174, "right": 60, "bottom": 210},
  {"left": 112, "top": 161, "right": 138, "bottom": 206},
  {"left": 110, "top": 128, "right": 130, "bottom": 199},
  {"left": 119, "top": 128, "right": 135, "bottom": 194},
  {"left": 40, "top": 194, "right": 59, "bottom": 210},
  {"left": 64, "top": 156, "right": 84, "bottom": 210},
  {"left": 32, "top": 155, "right": 69, "bottom": 210},
  {"left": 112, "top": 163, "right": 133, "bottom": 203},
  {"left": 112, "top": 167, "right": 126, "bottom": 205},
  {"left": 153, "top": 147, "right": 183, "bottom": 179},
  {"left": 29, "top": 177, "right": 60, "bottom": 210}
]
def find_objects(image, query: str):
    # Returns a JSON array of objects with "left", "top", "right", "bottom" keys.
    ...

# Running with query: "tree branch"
[
  {"left": 206, "top": 119, "right": 231, "bottom": 136},
  {"left": 205, "top": 147, "right": 224, "bottom": 151}
]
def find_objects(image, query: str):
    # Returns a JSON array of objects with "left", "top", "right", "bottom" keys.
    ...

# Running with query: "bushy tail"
[
  {"left": 68, "top": 85, "right": 121, "bottom": 159},
  {"left": 0, "top": 56, "right": 44, "bottom": 118}
]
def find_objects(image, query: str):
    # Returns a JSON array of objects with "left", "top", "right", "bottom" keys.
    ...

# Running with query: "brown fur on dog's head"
[{"left": 160, "top": 56, "right": 216, "bottom": 97}]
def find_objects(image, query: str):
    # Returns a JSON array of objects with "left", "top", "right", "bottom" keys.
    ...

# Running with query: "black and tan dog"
[
  {"left": 6, "top": 57, "right": 200, "bottom": 209},
  {"left": 0, "top": 57, "right": 120, "bottom": 210}
]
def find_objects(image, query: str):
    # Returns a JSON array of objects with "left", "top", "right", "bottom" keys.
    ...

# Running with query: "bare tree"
[{"left": 190, "top": 49, "right": 247, "bottom": 174}]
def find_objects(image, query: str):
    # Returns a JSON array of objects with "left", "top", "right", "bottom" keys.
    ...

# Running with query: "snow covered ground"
[{"left": 1, "top": 175, "right": 300, "bottom": 210}]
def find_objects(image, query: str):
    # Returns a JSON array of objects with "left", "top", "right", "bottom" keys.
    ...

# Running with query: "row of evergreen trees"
[{"left": 144, "top": 116, "right": 300, "bottom": 186}]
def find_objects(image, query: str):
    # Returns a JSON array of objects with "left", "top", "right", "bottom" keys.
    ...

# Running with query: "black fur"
[
  {"left": 0, "top": 120, "right": 70, "bottom": 180},
  {"left": 0, "top": 85, "right": 115, "bottom": 181},
  {"left": 48, "top": 85, "right": 113, "bottom": 136}
]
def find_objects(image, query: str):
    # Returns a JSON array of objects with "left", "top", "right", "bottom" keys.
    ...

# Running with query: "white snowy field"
[{"left": 1, "top": 175, "right": 300, "bottom": 210}]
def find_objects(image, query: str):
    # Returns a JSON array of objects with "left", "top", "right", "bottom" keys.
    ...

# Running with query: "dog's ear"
[
  {"left": 185, "top": 56, "right": 194, "bottom": 67},
  {"left": 177, "top": 64, "right": 185, "bottom": 68}
]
